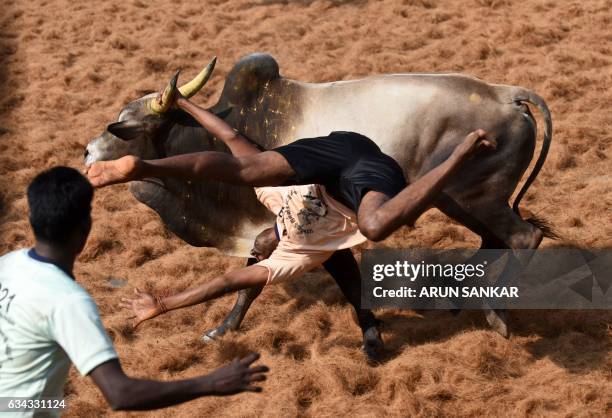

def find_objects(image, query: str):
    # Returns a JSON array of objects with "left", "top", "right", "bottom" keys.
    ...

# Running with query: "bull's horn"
[
  {"left": 178, "top": 57, "right": 217, "bottom": 98},
  {"left": 149, "top": 70, "right": 180, "bottom": 114}
]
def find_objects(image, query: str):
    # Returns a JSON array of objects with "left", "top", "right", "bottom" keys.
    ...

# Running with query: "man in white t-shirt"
[{"left": 0, "top": 167, "right": 268, "bottom": 417}]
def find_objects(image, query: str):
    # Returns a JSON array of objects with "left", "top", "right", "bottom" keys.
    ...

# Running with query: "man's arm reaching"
[
  {"left": 120, "top": 264, "right": 269, "bottom": 328},
  {"left": 176, "top": 97, "right": 262, "bottom": 158},
  {"left": 89, "top": 354, "right": 268, "bottom": 411}
]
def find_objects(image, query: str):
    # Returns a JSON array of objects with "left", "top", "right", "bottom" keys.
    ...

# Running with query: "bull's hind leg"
[
  {"left": 430, "top": 111, "right": 547, "bottom": 336},
  {"left": 436, "top": 195, "right": 545, "bottom": 337},
  {"left": 478, "top": 205, "right": 544, "bottom": 338},
  {"left": 435, "top": 193, "right": 544, "bottom": 250}
]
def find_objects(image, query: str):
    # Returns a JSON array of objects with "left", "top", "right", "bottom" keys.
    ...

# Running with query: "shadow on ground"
[{"left": 513, "top": 309, "right": 611, "bottom": 374}]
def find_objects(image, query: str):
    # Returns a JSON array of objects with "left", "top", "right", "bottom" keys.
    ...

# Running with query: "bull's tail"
[
  {"left": 525, "top": 214, "right": 559, "bottom": 240},
  {"left": 510, "top": 88, "right": 553, "bottom": 215}
]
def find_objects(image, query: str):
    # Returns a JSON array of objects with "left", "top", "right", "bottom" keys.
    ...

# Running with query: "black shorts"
[{"left": 272, "top": 131, "right": 407, "bottom": 212}]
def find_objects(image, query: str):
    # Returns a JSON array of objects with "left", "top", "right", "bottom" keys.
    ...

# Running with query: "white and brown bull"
[{"left": 84, "top": 53, "right": 555, "bottom": 336}]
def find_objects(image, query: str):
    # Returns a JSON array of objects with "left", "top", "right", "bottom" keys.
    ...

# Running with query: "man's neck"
[{"left": 33, "top": 242, "right": 76, "bottom": 278}]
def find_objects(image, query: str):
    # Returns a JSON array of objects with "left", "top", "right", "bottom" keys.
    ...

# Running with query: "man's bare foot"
[{"left": 86, "top": 155, "right": 141, "bottom": 188}]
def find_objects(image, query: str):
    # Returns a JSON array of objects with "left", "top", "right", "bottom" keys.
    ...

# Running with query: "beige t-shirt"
[{"left": 255, "top": 185, "right": 366, "bottom": 284}]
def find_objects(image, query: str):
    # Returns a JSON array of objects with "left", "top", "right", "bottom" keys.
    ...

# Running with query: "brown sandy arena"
[{"left": 1, "top": 0, "right": 611, "bottom": 416}]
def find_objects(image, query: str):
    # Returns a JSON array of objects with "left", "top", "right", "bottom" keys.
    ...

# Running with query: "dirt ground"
[{"left": 0, "top": 0, "right": 610, "bottom": 416}]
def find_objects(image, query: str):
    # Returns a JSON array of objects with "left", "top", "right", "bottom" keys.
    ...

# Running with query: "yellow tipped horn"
[
  {"left": 149, "top": 70, "right": 180, "bottom": 114},
  {"left": 178, "top": 57, "right": 217, "bottom": 98}
]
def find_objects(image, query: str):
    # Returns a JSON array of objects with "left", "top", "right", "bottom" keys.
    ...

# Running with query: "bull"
[{"left": 85, "top": 53, "right": 554, "bottom": 338}]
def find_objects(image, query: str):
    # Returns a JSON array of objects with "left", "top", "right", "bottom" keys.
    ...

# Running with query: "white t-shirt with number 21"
[{"left": 0, "top": 249, "right": 118, "bottom": 417}]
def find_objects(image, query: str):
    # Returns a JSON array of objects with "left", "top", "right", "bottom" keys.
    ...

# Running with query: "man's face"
[{"left": 250, "top": 227, "right": 279, "bottom": 261}]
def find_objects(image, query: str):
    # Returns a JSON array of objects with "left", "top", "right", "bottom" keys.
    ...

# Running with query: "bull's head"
[
  {"left": 83, "top": 56, "right": 276, "bottom": 255},
  {"left": 84, "top": 57, "right": 217, "bottom": 165}
]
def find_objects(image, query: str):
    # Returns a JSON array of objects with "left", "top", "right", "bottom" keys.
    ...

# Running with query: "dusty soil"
[{"left": 0, "top": 0, "right": 610, "bottom": 416}]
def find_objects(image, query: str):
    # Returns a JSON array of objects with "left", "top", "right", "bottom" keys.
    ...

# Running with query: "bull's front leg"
[{"left": 202, "top": 258, "right": 263, "bottom": 341}]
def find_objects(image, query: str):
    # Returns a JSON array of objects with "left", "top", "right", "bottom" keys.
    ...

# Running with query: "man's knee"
[
  {"left": 358, "top": 217, "right": 388, "bottom": 242},
  {"left": 357, "top": 191, "right": 393, "bottom": 242}
]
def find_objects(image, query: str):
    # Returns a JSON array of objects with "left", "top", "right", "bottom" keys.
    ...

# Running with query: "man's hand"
[
  {"left": 86, "top": 155, "right": 142, "bottom": 188},
  {"left": 89, "top": 354, "right": 269, "bottom": 411},
  {"left": 155, "top": 82, "right": 184, "bottom": 111},
  {"left": 203, "top": 353, "right": 269, "bottom": 396},
  {"left": 453, "top": 129, "right": 497, "bottom": 162},
  {"left": 120, "top": 288, "right": 163, "bottom": 328}
]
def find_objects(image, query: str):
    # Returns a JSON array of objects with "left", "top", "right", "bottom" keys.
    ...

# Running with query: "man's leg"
[
  {"left": 87, "top": 150, "right": 295, "bottom": 189},
  {"left": 356, "top": 130, "right": 495, "bottom": 242},
  {"left": 322, "top": 249, "right": 384, "bottom": 362}
]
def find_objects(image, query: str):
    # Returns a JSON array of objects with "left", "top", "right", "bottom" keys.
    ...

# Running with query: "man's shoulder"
[
  {"left": 0, "top": 248, "right": 28, "bottom": 265},
  {"left": 0, "top": 249, "right": 32, "bottom": 282},
  {"left": 0, "top": 249, "right": 90, "bottom": 299}
]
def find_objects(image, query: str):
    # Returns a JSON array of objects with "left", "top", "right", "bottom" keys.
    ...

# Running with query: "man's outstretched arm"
[
  {"left": 176, "top": 97, "right": 262, "bottom": 158},
  {"left": 120, "top": 265, "right": 269, "bottom": 328},
  {"left": 89, "top": 354, "right": 268, "bottom": 411}
]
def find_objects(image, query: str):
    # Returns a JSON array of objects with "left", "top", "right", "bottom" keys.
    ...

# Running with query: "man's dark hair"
[{"left": 27, "top": 166, "right": 93, "bottom": 244}]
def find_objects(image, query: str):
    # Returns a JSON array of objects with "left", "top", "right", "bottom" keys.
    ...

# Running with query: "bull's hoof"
[
  {"left": 362, "top": 326, "right": 384, "bottom": 363},
  {"left": 484, "top": 308, "right": 509, "bottom": 338},
  {"left": 201, "top": 325, "right": 228, "bottom": 342}
]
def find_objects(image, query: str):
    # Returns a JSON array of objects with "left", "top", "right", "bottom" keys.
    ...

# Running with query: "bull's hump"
[{"left": 289, "top": 72, "right": 479, "bottom": 89}]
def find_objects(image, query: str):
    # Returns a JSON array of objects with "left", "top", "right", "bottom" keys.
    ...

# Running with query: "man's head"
[
  {"left": 27, "top": 167, "right": 94, "bottom": 254},
  {"left": 250, "top": 227, "right": 279, "bottom": 261}
]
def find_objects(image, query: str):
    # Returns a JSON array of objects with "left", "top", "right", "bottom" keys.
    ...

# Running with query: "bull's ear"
[{"left": 107, "top": 120, "right": 145, "bottom": 141}]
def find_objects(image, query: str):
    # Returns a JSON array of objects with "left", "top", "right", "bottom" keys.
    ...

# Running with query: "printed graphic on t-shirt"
[
  {"left": 0, "top": 281, "right": 16, "bottom": 367},
  {"left": 278, "top": 186, "right": 328, "bottom": 238}
]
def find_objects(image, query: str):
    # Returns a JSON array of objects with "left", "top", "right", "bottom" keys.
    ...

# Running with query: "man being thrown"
[
  {"left": 203, "top": 185, "right": 384, "bottom": 361},
  {"left": 86, "top": 76, "right": 497, "bottom": 342},
  {"left": 0, "top": 167, "right": 268, "bottom": 416}
]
